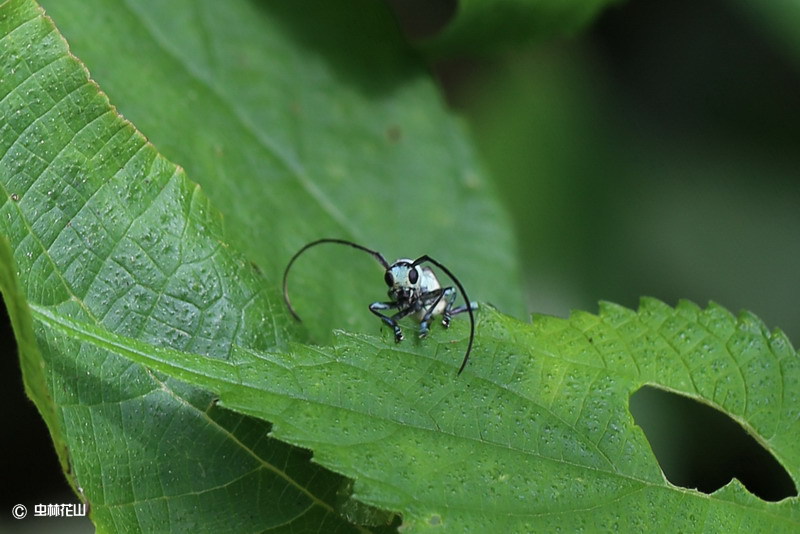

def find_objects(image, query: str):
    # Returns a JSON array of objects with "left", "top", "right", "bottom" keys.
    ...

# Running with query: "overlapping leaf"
[
  {"left": 26, "top": 296, "right": 800, "bottom": 532},
  {"left": 39, "top": 0, "right": 528, "bottom": 339}
]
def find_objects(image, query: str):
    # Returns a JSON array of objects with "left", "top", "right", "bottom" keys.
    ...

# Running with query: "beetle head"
[{"left": 384, "top": 260, "right": 421, "bottom": 303}]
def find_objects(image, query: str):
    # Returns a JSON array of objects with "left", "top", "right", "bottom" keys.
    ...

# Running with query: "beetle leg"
[
  {"left": 446, "top": 301, "right": 479, "bottom": 325},
  {"left": 418, "top": 288, "right": 447, "bottom": 337},
  {"left": 436, "top": 287, "right": 459, "bottom": 328},
  {"left": 369, "top": 301, "right": 413, "bottom": 342}
]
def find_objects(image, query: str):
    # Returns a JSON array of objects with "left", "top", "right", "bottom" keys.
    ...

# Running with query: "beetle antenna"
[
  {"left": 412, "top": 255, "right": 475, "bottom": 375},
  {"left": 283, "top": 238, "right": 390, "bottom": 321}
]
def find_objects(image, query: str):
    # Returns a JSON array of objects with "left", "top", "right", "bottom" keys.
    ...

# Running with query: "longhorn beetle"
[{"left": 282, "top": 238, "right": 478, "bottom": 374}]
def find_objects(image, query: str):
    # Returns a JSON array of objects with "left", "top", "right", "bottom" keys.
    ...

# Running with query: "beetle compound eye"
[
  {"left": 384, "top": 271, "right": 394, "bottom": 286},
  {"left": 408, "top": 267, "right": 419, "bottom": 284}
]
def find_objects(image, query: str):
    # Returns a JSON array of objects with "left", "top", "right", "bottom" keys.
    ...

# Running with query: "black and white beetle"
[{"left": 282, "top": 238, "right": 478, "bottom": 374}]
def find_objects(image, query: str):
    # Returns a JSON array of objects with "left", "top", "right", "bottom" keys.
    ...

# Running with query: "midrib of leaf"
[
  {"left": 116, "top": 0, "right": 357, "bottom": 239},
  {"left": 28, "top": 303, "right": 649, "bottom": 487},
  {"left": 27, "top": 303, "right": 651, "bottom": 509}
]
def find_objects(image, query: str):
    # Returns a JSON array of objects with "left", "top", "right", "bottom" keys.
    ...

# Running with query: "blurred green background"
[
  {"left": 4, "top": 0, "right": 799, "bottom": 527},
  {"left": 445, "top": 0, "right": 800, "bottom": 335}
]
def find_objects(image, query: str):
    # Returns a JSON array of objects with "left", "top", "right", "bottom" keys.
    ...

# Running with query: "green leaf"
[
  {"left": 26, "top": 298, "right": 800, "bottom": 532},
  {"left": 422, "top": 0, "right": 623, "bottom": 57},
  {"left": 1, "top": 0, "right": 522, "bottom": 531},
  {"left": 38, "top": 0, "right": 527, "bottom": 339}
]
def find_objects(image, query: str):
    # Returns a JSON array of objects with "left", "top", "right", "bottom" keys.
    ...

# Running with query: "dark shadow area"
[
  {"left": 591, "top": 0, "right": 800, "bottom": 158},
  {"left": 630, "top": 385, "right": 797, "bottom": 502},
  {"left": 386, "top": 0, "right": 457, "bottom": 41},
  {"left": 253, "top": 0, "right": 424, "bottom": 96},
  {"left": 0, "top": 304, "right": 75, "bottom": 511}
]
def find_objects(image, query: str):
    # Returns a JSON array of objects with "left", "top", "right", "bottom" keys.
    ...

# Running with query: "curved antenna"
[
  {"left": 282, "top": 238, "right": 390, "bottom": 321},
  {"left": 412, "top": 255, "right": 475, "bottom": 375}
]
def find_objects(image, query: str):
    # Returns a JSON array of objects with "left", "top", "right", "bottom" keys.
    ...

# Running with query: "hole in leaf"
[{"left": 630, "top": 385, "right": 797, "bottom": 501}]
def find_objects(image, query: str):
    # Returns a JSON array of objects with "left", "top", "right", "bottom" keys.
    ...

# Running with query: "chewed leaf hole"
[{"left": 630, "top": 386, "right": 797, "bottom": 502}]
